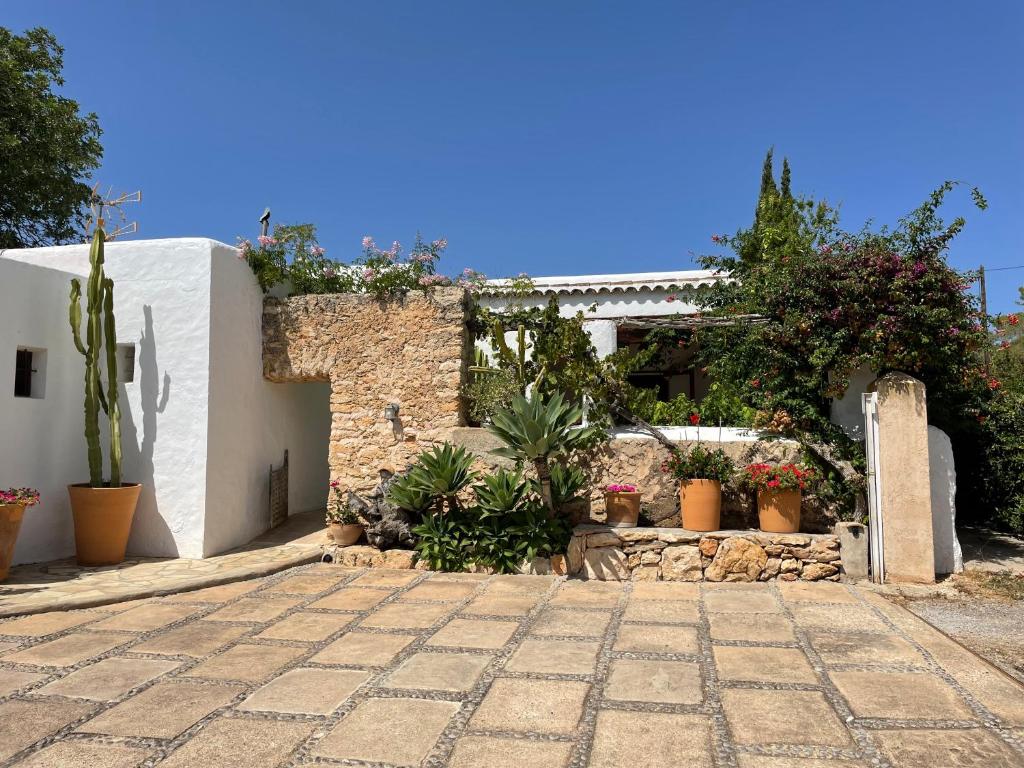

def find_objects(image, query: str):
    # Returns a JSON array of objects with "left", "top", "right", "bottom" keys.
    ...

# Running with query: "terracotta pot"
[
  {"left": 680, "top": 480, "right": 722, "bottom": 532},
  {"left": 0, "top": 504, "right": 26, "bottom": 581},
  {"left": 330, "top": 522, "right": 363, "bottom": 546},
  {"left": 560, "top": 497, "right": 592, "bottom": 526},
  {"left": 68, "top": 484, "right": 141, "bottom": 566},
  {"left": 757, "top": 488, "right": 802, "bottom": 533},
  {"left": 604, "top": 492, "right": 641, "bottom": 527}
]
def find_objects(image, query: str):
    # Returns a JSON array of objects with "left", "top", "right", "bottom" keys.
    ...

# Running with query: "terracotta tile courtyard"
[{"left": 1, "top": 565, "right": 1022, "bottom": 767}]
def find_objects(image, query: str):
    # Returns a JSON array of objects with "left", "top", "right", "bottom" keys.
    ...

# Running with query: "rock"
[
  {"left": 587, "top": 532, "right": 622, "bottom": 548},
  {"left": 523, "top": 557, "right": 552, "bottom": 575},
  {"left": 661, "top": 545, "right": 703, "bottom": 582},
  {"left": 631, "top": 565, "right": 661, "bottom": 582},
  {"left": 584, "top": 547, "right": 630, "bottom": 580},
  {"left": 627, "top": 553, "right": 642, "bottom": 569},
  {"left": 373, "top": 549, "right": 417, "bottom": 569},
  {"left": 414, "top": 557, "right": 431, "bottom": 570},
  {"left": 800, "top": 562, "right": 839, "bottom": 581},
  {"left": 773, "top": 534, "right": 812, "bottom": 547},
  {"left": 698, "top": 538, "right": 719, "bottom": 558},
  {"left": 622, "top": 541, "right": 668, "bottom": 554},
  {"left": 760, "top": 557, "right": 782, "bottom": 580},
  {"left": 658, "top": 530, "right": 702, "bottom": 544},
  {"left": 641, "top": 550, "right": 661, "bottom": 565},
  {"left": 779, "top": 572, "right": 798, "bottom": 581},
  {"left": 764, "top": 544, "right": 784, "bottom": 557},
  {"left": 704, "top": 537, "right": 767, "bottom": 582},
  {"left": 336, "top": 545, "right": 379, "bottom": 567},
  {"left": 567, "top": 535, "right": 586, "bottom": 575},
  {"left": 550, "top": 554, "right": 567, "bottom": 576},
  {"left": 618, "top": 529, "right": 662, "bottom": 543},
  {"left": 780, "top": 558, "right": 801, "bottom": 574},
  {"left": 791, "top": 539, "right": 841, "bottom": 562}
]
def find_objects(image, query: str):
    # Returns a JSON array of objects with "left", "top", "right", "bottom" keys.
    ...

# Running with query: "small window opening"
[{"left": 14, "top": 347, "right": 47, "bottom": 399}]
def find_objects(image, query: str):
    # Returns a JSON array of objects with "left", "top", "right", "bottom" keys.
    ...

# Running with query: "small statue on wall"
[{"left": 345, "top": 467, "right": 416, "bottom": 550}]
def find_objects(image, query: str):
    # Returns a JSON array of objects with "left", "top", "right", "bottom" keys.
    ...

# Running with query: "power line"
[{"left": 984, "top": 264, "right": 1024, "bottom": 272}]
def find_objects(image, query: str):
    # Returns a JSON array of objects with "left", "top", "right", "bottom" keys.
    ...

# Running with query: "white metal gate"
[{"left": 862, "top": 393, "right": 884, "bottom": 583}]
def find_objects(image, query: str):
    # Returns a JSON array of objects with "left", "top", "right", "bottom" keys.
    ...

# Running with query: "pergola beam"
[{"left": 612, "top": 314, "right": 768, "bottom": 330}]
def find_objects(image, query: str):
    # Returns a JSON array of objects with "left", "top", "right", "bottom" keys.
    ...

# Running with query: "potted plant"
[
  {"left": 1, "top": 488, "right": 39, "bottom": 581},
  {"left": 663, "top": 445, "right": 734, "bottom": 531},
  {"left": 604, "top": 483, "right": 640, "bottom": 527},
  {"left": 743, "top": 463, "right": 814, "bottom": 533},
  {"left": 67, "top": 209, "right": 141, "bottom": 566},
  {"left": 327, "top": 481, "right": 365, "bottom": 545}
]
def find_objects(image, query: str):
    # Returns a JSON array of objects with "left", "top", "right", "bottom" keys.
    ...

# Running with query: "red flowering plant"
[
  {"left": 742, "top": 463, "right": 814, "bottom": 493},
  {"left": 661, "top": 444, "right": 734, "bottom": 483},
  {"left": 0, "top": 488, "right": 40, "bottom": 507}
]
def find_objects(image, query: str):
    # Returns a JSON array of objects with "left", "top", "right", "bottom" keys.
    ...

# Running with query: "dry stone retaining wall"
[
  {"left": 262, "top": 288, "right": 469, "bottom": 499},
  {"left": 567, "top": 525, "right": 842, "bottom": 582}
]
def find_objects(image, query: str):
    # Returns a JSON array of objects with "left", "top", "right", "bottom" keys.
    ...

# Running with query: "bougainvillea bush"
[{"left": 0, "top": 488, "right": 40, "bottom": 506}]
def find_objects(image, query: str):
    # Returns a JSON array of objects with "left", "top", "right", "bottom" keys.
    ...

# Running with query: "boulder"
[
  {"left": 584, "top": 547, "right": 630, "bottom": 581},
  {"left": 800, "top": 562, "right": 839, "bottom": 581},
  {"left": 698, "top": 538, "right": 719, "bottom": 558},
  {"left": 760, "top": 557, "right": 782, "bottom": 581},
  {"left": 704, "top": 537, "right": 767, "bottom": 582},
  {"left": 567, "top": 535, "right": 586, "bottom": 575},
  {"left": 373, "top": 549, "right": 417, "bottom": 569},
  {"left": 661, "top": 545, "right": 703, "bottom": 582},
  {"left": 588, "top": 532, "right": 622, "bottom": 548},
  {"left": 631, "top": 565, "right": 661, "bottom": 582}
]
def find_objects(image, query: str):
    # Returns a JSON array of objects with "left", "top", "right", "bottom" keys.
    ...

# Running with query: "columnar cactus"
[{"left": 69, "top": 223, "right": 123, "bottom": 488}]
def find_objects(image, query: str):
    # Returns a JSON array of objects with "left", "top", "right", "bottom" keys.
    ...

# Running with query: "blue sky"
[{"left": 6, "top": 1, "right": 1023, "bottom": 310}]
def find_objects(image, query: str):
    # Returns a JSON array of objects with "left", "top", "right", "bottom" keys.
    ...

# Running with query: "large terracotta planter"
[
  {"left": 330, "top": 523, "right": 363, "bottom": 546},
  {"left": 561, "top": 497, "right": 592, "bottom": 526},
  {"left": 757, "top": 488, "right": 801, "bottom": 533},
  {"left": 680, "top": 480, "right": 722, "bottom": 532},
  {"left": 0, "top": 504, "right": 26, "bottom": 581},
  {"left": 604, "top": 492, "right": 641, "bottom": 527},
  {"left": 68, "top": 484, "right": 141, "bottom": 566}
]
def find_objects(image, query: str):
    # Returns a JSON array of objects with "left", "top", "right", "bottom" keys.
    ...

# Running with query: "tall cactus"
[{"left": 69, "top": 224, "right": 122, "bottom": 488}]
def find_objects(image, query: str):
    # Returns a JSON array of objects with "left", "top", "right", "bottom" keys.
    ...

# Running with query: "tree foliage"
[{"left": 1, "top": 27, "right": 102, "bottom": 248}]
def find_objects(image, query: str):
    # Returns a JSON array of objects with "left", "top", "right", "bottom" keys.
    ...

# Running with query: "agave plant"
[
  {"left": 488, "top": 392, "right": 600, "bottom": 515},
  {"left": 386, "top": 472, "right": 434, "bottom": 515},
  {"left": 473, "top": 469, "right": 529, "bottom": 517},
  {"left": 403, "top": 443, "right": 476, "bottom": 513},
  {"left": 542, "top": 463, "right": 587, "bottom": 509}
]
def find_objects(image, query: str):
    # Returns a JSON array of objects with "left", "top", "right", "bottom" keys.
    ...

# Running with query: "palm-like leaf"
[
  {"left": 386, "top": 472, "right": 434, "bottom": 514},
  {"left": 404, "top": 443, "right": 477, "bottom": 498},
  {"left": 474, "top": 469, "right": 528, "bottom": 515}
]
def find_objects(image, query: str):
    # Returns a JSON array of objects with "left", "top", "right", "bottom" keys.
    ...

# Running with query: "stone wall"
[
  {"left": 263, "top": 288, "right": 469, "bottom": 498},
  {"left": 568, "top": 525, "right": 842, "bottom": 582}
]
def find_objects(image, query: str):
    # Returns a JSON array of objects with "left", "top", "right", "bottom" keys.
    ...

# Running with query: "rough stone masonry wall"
[
  {"left": 263, "top": 287, "right": 469, "bottom": 499},
  {"left": 568, "top": 525, "right": 842, "bottom": 582}
]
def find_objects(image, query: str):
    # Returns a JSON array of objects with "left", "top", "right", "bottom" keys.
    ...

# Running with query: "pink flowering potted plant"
[
  {"left": 603, "top": 483, "right": 641, "bottom": 527},
  {"left": 1, "top": 488, "right": 39, "bottom": 581},
  {"left": 327, "top": 481, "right": 365, "bottom": 546}
]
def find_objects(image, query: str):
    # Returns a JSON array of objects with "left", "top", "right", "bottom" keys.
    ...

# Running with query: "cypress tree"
[{"left": 780, "top": 157, "right": 792, "bottom": 200}]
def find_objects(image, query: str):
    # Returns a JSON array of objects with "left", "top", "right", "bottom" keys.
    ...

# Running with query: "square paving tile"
[
  {"left": 164, "top": 580, "right": 262, "bottom": 602},
  {"left": 808, "top": 631, "right": 923, "bottom": 665},
  {"left": 614, "top": 623, "right": 698, "bottom": 654},
  {"left": 309, "top": 587, "right": 390, "bottom": 611},
  {"left": 621, "top": 600, "right": 699, "bottom": 624},
  {"left": 360, "top": 601, "right": 452, "bottom": 629},
  {"left": 311, "top": 631, "right": 417, "bottom": 666},
  {"left": 0, "top": 669, "right": 46, "bottom": 697},
  {"left": 0, "top": 611, "right": 98, "bottom": 637},
  {"left": 401, "top": 580, "right": 480, "bottom": 602},
  {"left": 736, "top": 757, "right": 868, "bottom": 768},
  {"left": 158, "top": 717, "right": 313, "bottom": 768},
  {"left": 0, "top": 698, "right": 96, "bottom": 761},
  {"left": 256, "top": 611, "right": 353, "bottom": 641},
  {"left": 777, "top": 580, "right": 858, "bottom": 604},
  {"left": 87, "top": 603, "right": 200, "bottom": 632},
  {"left": 704, "top": 590, "right": 780, "bottom": 614},
  {"left": 721, "top": 689, "right": 851, "bottom": 746},
  {"left": 264, "top": 569, "right": 348, "bottom": 594},
  {"left": 708, "top": 613, "right": 795, "bottom": 642},
  {"left": 239, "top": 667, "right": 369, "bottom": 714},
  {"left": 426, "top": 618, "right": 519, "bottom": 649},
  {"left": 11, "top": 741, "right": 152, "bottom": 768},
  {"left": 590, "top": 710, "right": 713, "bottom": 768},
  {"left": 38, "top": 656, "right": 180, "bottom": 700},
  {"left": 462, "top": 593, "right": 540, "bottom": 616},
  {"left": 714, "top": 646, "right": 817, "bottom": 684},
  {"left": 605, "top": 659, "right": 702, "bottom": 704},
  {"left": 471, "top": 678, "right": 589, "bottom": 734},
  {"left": 385, "top": 651, "right": 491, "bottom": 692},
  {"left": 448, "top": 735, "right": 573, "bottom": 768},
  {"left": 549, "top": 581, "right": 621, "bottom": 607},
  {"left": 314, "top": 697, "right": 459, "bottom": 764},
  {"left": 630, "top": 581, "right": 700, "bottom": 601},
  {"left": 531, "top": 608, "right": 612, "bottom": 637},
  {"left": 348, "top": 569, "right": 421, "bottom": 587},
  {"left": 830, "top": 670, "right": 974, "bottom": 720},
  {"left": 187, "top": 643, "right": 306, "bottom": 682},
  {"left": 77, "top": 680, "right": 244, "bottom": 739},
  {"left": 203, "top": 596, "right": 303, "bottom": 623},
  {"left": 788, "top": 603, "right": 889, "bottom": 632},
  {"left": 506, "top": 639, "right": 600, "bottom": 675},
  {"left": 2, "top": 632, "right": 131, "bottom": 667},
  {"left": 485, "top": 574, "right": 555, "bottom": 594},
  {"left": 132, "top": 621, "right": 250, "bottom": 656},
  {"left": 872, "top": 728, "right": 1023, "bottom": 768}
]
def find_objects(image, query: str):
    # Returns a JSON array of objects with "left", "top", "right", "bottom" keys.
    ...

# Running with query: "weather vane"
[{"left": 88, "top": 184, "right": 142, "bottom": 240}]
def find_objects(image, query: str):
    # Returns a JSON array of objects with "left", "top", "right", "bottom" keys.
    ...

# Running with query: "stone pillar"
[
  {"left": 874, "top": 373, "right": 935, "bottom": 583},
  {"left": 836, "top": 522, "right": 868, "bottom": 582}
]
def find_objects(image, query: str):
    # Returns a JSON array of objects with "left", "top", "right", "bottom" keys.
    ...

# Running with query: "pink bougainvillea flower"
[
  {"left": 605, "top": 483, "right": 637, "bottom": 493},
  {"left": 310, "top": 245, "right": 326, "bottom": 256},
  {"left": 257, "top": 235, "right": 277, "bottom": 247},
  {"left": 362, "top": 268, "right": 376, "bottom": 280},
  {"left": 666, "top": 294, "right": 677, "bottom": 303},
  {"left": 362, "top": 236, "right": 375, "bottom": 249}
]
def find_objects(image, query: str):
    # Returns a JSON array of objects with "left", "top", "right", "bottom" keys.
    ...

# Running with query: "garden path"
[{"left": 1, "top": 565, "right": 1022, "bottom": 767}]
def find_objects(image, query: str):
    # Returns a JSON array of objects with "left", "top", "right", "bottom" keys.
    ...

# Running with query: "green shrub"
[
  {"left": 662, "top": 444, "right": 735, "bottom": 483},
  {"left": 463, "top": 368, "right": 520, "bottom": 425},
  {"left": 978, "top": 392, "right": 1024, "bottom": 536}
]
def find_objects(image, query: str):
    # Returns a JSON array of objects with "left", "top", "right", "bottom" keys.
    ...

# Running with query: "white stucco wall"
[
  {"left": 830, "top": 366, "right": 877, "bottom": 440},
  {"left": 928, "top": 426, "right": 963, "bottom": 575},
  {"left": 1, "top": 237, "right": 330, "bottom": 564}
]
